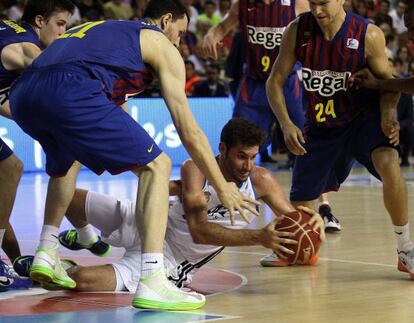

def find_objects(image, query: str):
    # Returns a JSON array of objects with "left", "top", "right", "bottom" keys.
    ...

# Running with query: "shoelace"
[
  {"left": 324, "top": 212, "right": 339, "bottom": 223},
  {"left": 64, "top": 230, "right": 78, "bottom": 245},
  {"left": 1, "top": 262, "right": 21, "bottom": 278}
]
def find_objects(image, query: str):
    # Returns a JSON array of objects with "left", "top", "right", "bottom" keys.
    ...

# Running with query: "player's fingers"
[
  {"left": 297, "top": 130, "right": 306, "bottom": 146},
  {"left": 237, "top": 208, "right": 251, "bottom": 224},
  {"left": 229, "top": 209, "right": 235, "bottom": 226},
  {"left": 275, "top": 231, "right": 295, "bottom": 238},
  {"left": 274, "top": 250, "right": 288, "bottom": 259},
  {"left": 242, "top": 203, "right": 260, "bottom": 217},
  {"left": 277, "top": 245, "right": 295, "bottom": 255},
  {"left": 279, "top": 238, "right": 298, "bottom": 245},
  {"left": 243, "top": 195, "right": 261, "bottom": 206}
]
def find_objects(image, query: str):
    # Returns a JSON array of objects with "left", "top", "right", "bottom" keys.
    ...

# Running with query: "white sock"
[
  {"left": 394, "top": 224, "right": 411, "bottom": 251},
  {"left": 76, "top": 224, "right": 98, "bottom": 246},
  {"left": 39, "top": 225, "right": 59, "bottom": 249},
  {"left": 318, "top": 201, "right": 329, "bottom": 208},
  {"left": 141, "top": 253, "right": 163, "bottom": 277}
]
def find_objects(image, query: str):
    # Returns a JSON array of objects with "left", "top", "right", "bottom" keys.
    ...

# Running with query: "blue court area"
[{"left": 1, "top": 307, "right": 228, "bottom": 323}]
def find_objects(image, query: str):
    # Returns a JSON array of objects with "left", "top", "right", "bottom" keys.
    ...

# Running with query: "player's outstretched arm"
[
  {"left": 141, "top": 30, "right": 259, "bottom": 224},
  {"left": 181, "top": 160, "right": 296, "bottom": 252},
  {"left": 352, "top": 68, "right": 414, "bottom": 94},
  {"left": 266, "top": 20, "right": 306, "bottom": 155},
  {"left": 365, "top": 24, "right": 400, "bottom": 146},
  {"left": 252, "top": 166, "right": 295, "bottom": 216},
  {"left": 203, "top": 0, "right": 239, "bottom": 60}
]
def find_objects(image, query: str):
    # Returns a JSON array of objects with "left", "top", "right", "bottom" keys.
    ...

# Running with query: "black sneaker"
[
  {"left": 59, "top": 230, "right": 112, "bottom": 257},
  {"left": 319, "top": 204, "right": 341, "bottom": 232}
]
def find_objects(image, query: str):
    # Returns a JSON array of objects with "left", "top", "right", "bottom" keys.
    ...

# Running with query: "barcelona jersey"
[
  {"left": 0, "top": 20, "right": 39, "bottom": 104},
  {"left": 32, "top": 19, "right": 158, "bottom": 105},
  {"left": 295, "top": 12, "right": 379, "bottom": 128},
  {"left": 239, "top": 0, "right": 296, "bottom": 80}
]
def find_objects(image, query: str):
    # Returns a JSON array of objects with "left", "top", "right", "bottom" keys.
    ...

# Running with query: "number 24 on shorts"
[{"left": 314, "top": 99, "right": 336, "bottom": 123}]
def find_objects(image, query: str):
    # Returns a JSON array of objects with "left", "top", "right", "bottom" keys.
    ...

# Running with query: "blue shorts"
[
  {"left": 0, "top": 138, "right": 13, "bottom": 161},
  {"left": 290, "top": 109, "right": 397, "bottom": 201},
  {"left": 233, "top": 72, "right": 304, "bottom": 148},
  {"left": 10, "top": 65, "right": 162, "bottom": 177}
]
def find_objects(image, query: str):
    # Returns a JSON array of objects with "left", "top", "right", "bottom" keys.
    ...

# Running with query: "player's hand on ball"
[
  {"left": 297, "top": 205, "right": 325, "bottom": 241},
  {"left": 217, "top": 182, "right": 260, "bottom": 225},
  {"left": 381, "top": 119, "right": 400, "bottom": 146},
  {"left": 260, "top": 218, "right": 297, "bottom": 258},
  {"left": 281, "top": 122, "right": 307, "bottom": 155}
]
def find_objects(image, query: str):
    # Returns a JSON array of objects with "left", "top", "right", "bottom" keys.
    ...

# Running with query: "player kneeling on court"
[{"left": 15, "top": 118, "right": 325, "bottom": 292}]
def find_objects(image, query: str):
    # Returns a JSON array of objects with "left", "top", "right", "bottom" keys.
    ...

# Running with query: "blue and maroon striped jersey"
[
  {"left": 239, "top": 0, "right": 296, "bottom": 81},
  {"left": 0, "top": 20, "right": 39, "bottom": 104},
  {"left": 295, "top": 12, "right": 379, "bottom": 128},
  {"left": 33, "top": 19, "right": 159, "bottom": 106}
]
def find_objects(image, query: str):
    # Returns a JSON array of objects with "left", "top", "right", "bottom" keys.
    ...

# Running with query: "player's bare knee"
[
  {"left": 135, "top": 153, "right": 171, "bottom": 177},
  {"left": 0, "top": 154, "right": 23, "bottom": 183},
  {"left": 372, "top": 147, "right": 400, "bottom": 181}
]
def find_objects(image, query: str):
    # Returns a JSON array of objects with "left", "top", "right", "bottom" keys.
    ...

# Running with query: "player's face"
[
  {"left": 162, "top": 15, "right": 188, "bottom": 48},
  {"left": 221, "top": 144, "right": 259, "bottom": 183},
  {"left": 404, "top": 10, "right": 414, "bottom": 42},
  {"left": 309, "top": 0, "right": 345, "bottom": 27},
  {"left": 39, "top": 10, "right": 71, "bottom": 48}
]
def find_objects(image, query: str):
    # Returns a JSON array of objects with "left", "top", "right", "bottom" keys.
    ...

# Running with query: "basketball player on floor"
[
  {"left": 266, "top": 0, "right": 414, "bottom": 278},
  {"left": 0, "top": 0, "right": 75, "bottom": 292},
  {"left": 15, "top": 118, "right": 325, "bottom": 292},
  {"left": 10, "top": 0, "right": 260, "bottom": 310},
  {"left": 203, "top": 0, "right": 339, "bottom": 267}
]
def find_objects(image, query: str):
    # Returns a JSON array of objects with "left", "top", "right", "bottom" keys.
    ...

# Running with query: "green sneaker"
[
  {"left": 132, "top": 268, "right": 205, "bottom": 311},
  {"left": 30, "top": 244, "right": 76, "bottom": 289}
]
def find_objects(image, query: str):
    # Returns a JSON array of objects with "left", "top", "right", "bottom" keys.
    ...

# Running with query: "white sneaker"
[
  {"left": 398, "top": 245, "right": 414, "bottom": 278},
  {"left": 30, "top": 244, "right": 76, "bottom": 289},
  {"left": 260, "top": 252, "right": 290, "bottom": 267},
  {"left": 132, "top": 268, "right": 205, "bottom": 310}
]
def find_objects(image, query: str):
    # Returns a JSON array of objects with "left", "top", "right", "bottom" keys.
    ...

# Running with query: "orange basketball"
[{"left": 275, "top": 210, "right": 321, "bottom": 265}]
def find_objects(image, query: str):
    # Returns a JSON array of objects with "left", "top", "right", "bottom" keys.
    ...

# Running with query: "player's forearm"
[
  {"left": 181, "top": 129, "right": 227, "bottom": 193},
  {"left": 380, "top": 91, "right": 400, "bottom": 121},
  {"left": 266, "top": 77, "right": 293, "bottom": 128},
  {"left": 191, "top": 221, "right": 263, "bottom": 246},
  {"left": 375, "top": 78, "right": 414, "bottom": 94}
]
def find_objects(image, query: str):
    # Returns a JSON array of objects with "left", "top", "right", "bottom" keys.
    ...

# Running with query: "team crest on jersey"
[
  {"left": 302, "top": 68, "right": 351, "bottom": 97},
  {"left": 346, "top": 38, "right": 359, "bottom": 49},
  {"left": 247, "top": 25, "right": 286, "bottom": 49}
]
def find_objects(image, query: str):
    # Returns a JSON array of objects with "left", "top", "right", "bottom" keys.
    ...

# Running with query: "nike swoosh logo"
[
  {"left": 147, "top": 144, "right": 154, "bottom": 153},
  {"left": 248, "top": 8, "right": 255, "bottom": 12},
  {"left": 145, "top": 260, "right": 158, "bottom": 264},
  {"left": 395, "top": 231, "right": 403, "bottom": 235},
  {"left": 0, "top": 145, "right": 3, "bottom": 152},
  {"left": 301, "top": 43, "right": 309, "bottom": 47},
  {"left": 0, "top": 276, "right": 13, "bottom": 286}
]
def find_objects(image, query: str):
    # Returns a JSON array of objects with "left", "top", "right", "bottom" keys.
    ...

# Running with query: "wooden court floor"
[{"left": 2, "top": 166, "right": 414, "bottom": 323}]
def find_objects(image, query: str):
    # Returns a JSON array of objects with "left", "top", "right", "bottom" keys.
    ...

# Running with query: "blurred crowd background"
[{"left": 0, "top": 0, "right": 412, "bottom": 165}]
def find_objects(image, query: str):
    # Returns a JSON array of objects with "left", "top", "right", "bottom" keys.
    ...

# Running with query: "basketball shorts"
[
  {"left": 290, "top": 109, "right": 398, "bottom": 201},
  {"left": 0, "top": 138, "right": 13, "bottom": 162},
  {"left": 10, "top": 64, "right": 162, "bottom": 177},
  {"left": 85, "top": 191, "right": 177, "bottom": 292},
  {"left": 233, "top": 72, "right": 305, "bottom": 137}
]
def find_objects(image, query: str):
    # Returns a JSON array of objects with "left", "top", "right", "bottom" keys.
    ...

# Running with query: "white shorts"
[{"left": 85, "top": 191, "right": 177, "bottom": 292}]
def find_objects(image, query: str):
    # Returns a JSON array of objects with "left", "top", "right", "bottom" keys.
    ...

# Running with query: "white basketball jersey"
[{"left": 166, "top": 177, "right": 257, "bottom": 287}]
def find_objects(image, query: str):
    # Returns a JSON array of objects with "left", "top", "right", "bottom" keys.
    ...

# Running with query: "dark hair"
[
  {"left": 143, "top": 0, "right": 189, "bottom": 23},
  {"left": 220, "top": 118, "right": 265, "bottom": 149},
  {"left": 22, "top": 0, "right": 75, "bottom": 24},
  {"left": 184, "top": 59, "right": 195, "bottom": 69}
]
